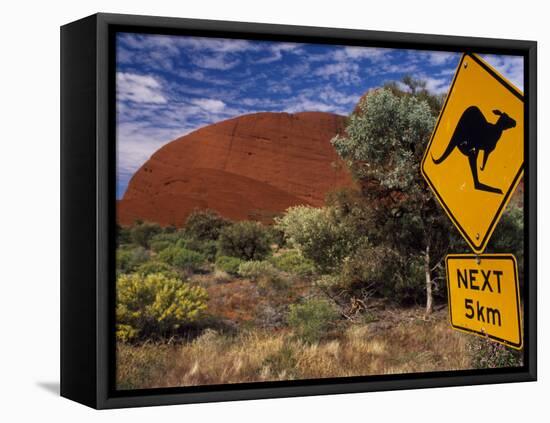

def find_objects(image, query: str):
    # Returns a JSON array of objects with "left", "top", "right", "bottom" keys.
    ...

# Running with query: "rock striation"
[{"left": 117, "top": 111, "right": 355, "bottom": 226}]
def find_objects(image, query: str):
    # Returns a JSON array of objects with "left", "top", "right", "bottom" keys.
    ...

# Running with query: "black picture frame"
[{"left": 60, "top": 12, "right": 537, "bottom": 409}]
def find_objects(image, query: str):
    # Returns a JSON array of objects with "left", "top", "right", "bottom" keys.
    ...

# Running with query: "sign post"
[
  {"left": 421, "top": 53, "right": 524, "bottom": 349},
  {"left": 446, "top": 254, "right": 522, "bottom": 349},
  {"left": 421, "top": 53, "right": 523, "bottom": 253}
]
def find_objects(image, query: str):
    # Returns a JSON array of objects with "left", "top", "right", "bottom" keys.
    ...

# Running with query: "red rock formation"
[{"left": 117, "top": 111, "right": 356, "bottom": 226}]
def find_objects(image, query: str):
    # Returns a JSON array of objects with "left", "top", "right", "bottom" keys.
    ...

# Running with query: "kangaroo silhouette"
[{"left": 431, "top": 106, "right": 516, "bottom": 194}]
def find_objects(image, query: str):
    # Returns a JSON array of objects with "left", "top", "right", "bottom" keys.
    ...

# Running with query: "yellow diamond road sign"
[
  {"left": 421, "top": 53, "right": 524, "bottom": 253},
  {"left": 446, "top": 254, "right": 522, "bottom": 349}
]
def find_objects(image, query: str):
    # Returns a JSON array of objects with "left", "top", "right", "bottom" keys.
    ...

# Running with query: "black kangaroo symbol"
[{"left": 431, "top": 106, "right": 516, "bottom": 194}]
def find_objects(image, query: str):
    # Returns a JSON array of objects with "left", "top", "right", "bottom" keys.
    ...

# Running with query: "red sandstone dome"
[{"left": 117, "top": 111, "right": 356, "bottom": 226}]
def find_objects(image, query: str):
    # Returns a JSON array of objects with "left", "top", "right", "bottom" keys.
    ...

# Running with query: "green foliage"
[
  {"left": 164, "top": 225, "right": 177, "bottom": 233},
  {"left": 149, "top": 239, "right": 173, "bottom": 253},
  {"left": 238, "top": 260, "right": 288, "bottom": 290},
  {"left": 116, "top": 273, "right": 208, "bottom": 341},
  {"left": 468, "top": 336, "right": 523, "bottom": 369},
  {"left": 275, "top": 206, "right": 365, "bottom": 273},
  {"left": 116, "top": 224, "right": 132, "bottom": 246},
  {"left": 270, "top": 249, "right": 316, "bottom": 277},
  {"left": 149, "top": 232, "right": 186, "bottom": 253},
  {"left": 130, "top": 221, "right": 162, "bottom": 248},
  {"left": 215, "top": 255, "right": 243, "bottom": 276},
  {"left": 384, "top": 76, "right": 445, "bottom": 116},
  {"left": 332, "top": 88, "right": 435, "bottom": 190},
  {"left": 266, "top": 226, "right": 286, "bottom": 248},
  {"left": 217, "top": 221, "right": 271, "bottom": 261},
  {"left": 287, "top": 298, "right": 339, "bottom": 343},
  {"left": 158, "top": 246, "right": 205, "bottom": 272},
  {"left": 329, "top": 85, "right": 455, "bottom": 311},
  {"left": 116, "top": 246, "right": 149, "bottom": 273},
  {"left": 184, "top": 238, "right": 218, "bottom": 262},
  {"left": 338, "top": 245, "right": 426, "bottom": 305},
  {"left": 238, "top": 260, "right": 277, "bottom": 280},
  {"left": 135, "top": 261, "right": 179, "bottom": 278},
  {"left": 184, "top": 209, "right": 230, "bottom": 241},
  {"left": 487, "top": 203, "right": 524, "bottom": 284}
]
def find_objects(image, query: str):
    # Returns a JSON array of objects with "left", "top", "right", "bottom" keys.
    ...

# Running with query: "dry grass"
[{"left": 117, "top": 308, "right": 472, "bottom": 389}]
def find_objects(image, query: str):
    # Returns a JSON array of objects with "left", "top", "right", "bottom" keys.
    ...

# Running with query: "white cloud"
[
  {"left": 309, "top": 46, "right": 389, "bottom": 63},
  {"left": 341, "top": 46, "right": 389, "bottom": 61},
  {"left": 378, "top": 63, "right": 419, "bottom": 75},
  {"left": 191, "top": 53, "right": 240, "bottom": 70},
  {"left": 178, "top": 37, "right": 259, "bottom": 53},
  {"left": 256, "top": 42, "right": 302, "bottom": 64},
  {"left": 437, "top": 67, "right": 457, "bottom": 77},
  {"left": 116, "top": 122, "right": 190, "bottom": 188},
  {"left": 480, "top": 54, "right": 524, "bottom": 92},
  {"left": 423, "top": 77, "right": 451, "bottom": 95},
  {"left": 425, "top": 51, "right": 457, "bottom": 65},
  {"left": 119, "top": 33, "right": 259, "bottom": 55},
  {"left": 116, "top": 72, "right": 167, "bottom": 104},
  {"left": 191, "top": 98, "right": 226, "bottom": 113},
  {"left": 314, "top": 62, "right": 360, "bottom": 85},
  {"left": 283, "top": 62, "right": 311, "bottom": 79},
  {"left": 317, "top": 86, "right": 359, "bottom": 105}
]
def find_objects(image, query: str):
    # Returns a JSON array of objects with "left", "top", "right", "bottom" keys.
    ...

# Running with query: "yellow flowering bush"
[{"left": 116, "top": 273, "right": 208, "bottom": 342}]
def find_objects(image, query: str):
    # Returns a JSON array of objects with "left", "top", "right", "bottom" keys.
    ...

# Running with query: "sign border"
[
  {"left": 445, "top": 253, "right": 523, "bottom": 349},
  {"left": 421, "top": 53, "right": 524, "bottom": 253}
]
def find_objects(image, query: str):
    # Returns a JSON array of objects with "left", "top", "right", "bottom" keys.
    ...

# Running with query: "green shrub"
[
  {"left": 116, "top": 273, "right": 208, "bottom": 341},
  {"left": 149, "top": 239, "right": 173, "bottom": 253},
  {"left": 158, "top": 246, "right": 205, "bottom": 272},
  {"left": 135, "top": 261, "right": 179, "bottom": 278},
  {"left": 116, "top": 224, "right": 132, "bottom": 246},
  {"left": 164, "top": 225, "right": 177, "bottom": 233},
  {"left": 218, "top": 221, "right": 271, "bottom": 260},
  {"left": 266, "top": 226, "right": 286, "bottom": 248},
  {"left": 238, "top": 260, "right": 288, "bottom": 290},
  {"left": 275, "top": 206, "right": 364, "bottom": 273},
  {"left": 339, "top": 245, "right": 426, "bottom": 306},
  {"left": 130, "top": 221, "right": 162, "bottom": 248},
  {"left": 468, "top": 336, "right": 523, "bottom": 369},
  {"left": 184, "top": 238, "right": 218, "bottom": 262},
  {"left": 215, "top": 256, "right": 242, "bottom": 276},
  {"left": 487, "top": 203, "right": 524, "bottom": 286},
  {"left": 116, "top": 246, "right": 149, "bottom": 273},
  {"left": 270, "top": 249, "right": 315, "bottom": 277},
  {"left": 238, "top": 260, "right": 277, "bottom": 280},
  {"left": 152, "top": 231, "right": 184, "bottom": 243},
  {"left": 149, "top": 231, "right": 186, "bottom": 253},
  {"left": 287, "top": 298, "right": 339, "bottom": 343},
  {"left": 184, "top": 209, "right": 230, "bottom": 241}
]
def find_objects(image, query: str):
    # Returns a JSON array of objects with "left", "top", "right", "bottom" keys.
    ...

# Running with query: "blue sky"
[{"left": 116, "top": 32, "right": 524, "bottom": 199}]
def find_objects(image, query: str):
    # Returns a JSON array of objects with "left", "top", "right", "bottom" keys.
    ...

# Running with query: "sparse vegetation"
[
  {"left": 270, "top": 249, "right": 316, "bottom": 277},
  {"left": 184, "top": 209, "right": 230, "bottom": 241},
  {"left": 130, "top": 221, "right": 162, "bottom": 248},
  {"left": 215, "top": 255, "right": 242, "bottom": 276},
  {"left": 116, "top": 272, "right": 208, "bottom": 342},
  {"left": 287, "top": 298, "right": 339, "bottom": 343},
  {"left": 158, "top": 246, "right": 205, "bottom": 272},
  {"left": 218, "top": 221, "right": 271, "bottom": 260},
  {"left": 468, "top": 335, "right": 523, "bottom": 369},
  {"left": 115, "top": 76, "right": 524, "bottom": 390},
  {"left": 116, "top": 246, "right": 149, "bottom": 274},
  {"left": 238, "top": 260, "right": 288, "bottom": 291},
  {"left": 117, "top": 308, "right": 472, "bottom": 388}
]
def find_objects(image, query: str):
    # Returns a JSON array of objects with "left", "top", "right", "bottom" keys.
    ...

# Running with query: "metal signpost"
[{"left": 422, "top": 53, "right": 524, "bottom": 348}]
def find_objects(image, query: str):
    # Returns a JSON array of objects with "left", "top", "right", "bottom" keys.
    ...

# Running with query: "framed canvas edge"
[{"left": 84, "top": 12, "right": 537, "bottom": 409}]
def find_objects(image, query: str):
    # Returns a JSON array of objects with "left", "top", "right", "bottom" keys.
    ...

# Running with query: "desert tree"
[{"left": 331, "top": 83, "right": 460, "bottom": 314}]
